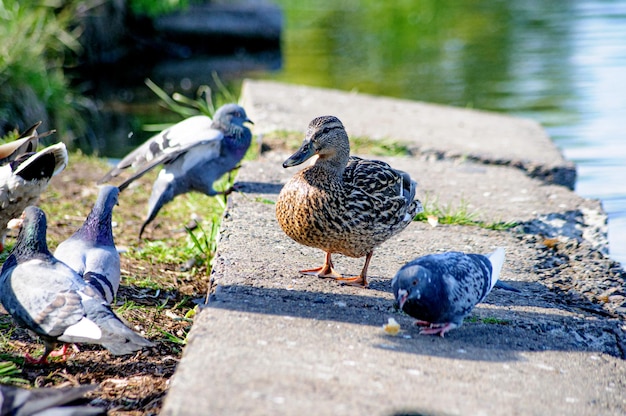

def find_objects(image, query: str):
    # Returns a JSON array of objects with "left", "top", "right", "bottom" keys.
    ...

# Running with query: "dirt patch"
[{"left": 0, "top": 154, "right": 213, "bottom": 415}]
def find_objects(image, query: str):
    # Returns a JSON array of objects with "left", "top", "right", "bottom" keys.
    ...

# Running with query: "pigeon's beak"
[
  {"left": 246, "top": 118, "right": 254, "bottom": 125},
  {"left": 397, "top": 289, "right": 409, "bottom": 310}
]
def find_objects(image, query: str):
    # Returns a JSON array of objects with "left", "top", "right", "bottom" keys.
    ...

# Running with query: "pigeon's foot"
[
  {"left": 24, "top": 352, "right": 49, "bottom": 365},
  {"left": 418, "top": 322, "right": 458, "bottom": 337},
  {"left": 48, "top": 344, "right": 79, "bottom": 360},
  {"left": 413, "top": 320, "right": 434, "bottom": 327}
]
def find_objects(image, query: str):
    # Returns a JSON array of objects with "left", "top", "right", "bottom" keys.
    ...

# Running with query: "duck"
[
  {"left": 275, "top": 115, "right": 423, "bottom": 287},
  {"left": 98, "top": 104, "right": 253, "bottom": 238},
  {"left": 0, "top": 139, "right": 67, "bottom": 252}
]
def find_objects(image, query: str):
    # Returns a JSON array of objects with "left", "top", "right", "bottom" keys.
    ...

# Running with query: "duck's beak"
[{"left": 283, "top": 140, "right": 315, "bottom": 168}]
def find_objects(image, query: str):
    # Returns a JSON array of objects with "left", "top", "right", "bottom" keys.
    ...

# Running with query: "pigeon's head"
[
  {"left": 13, "top": 206, "right": 49, "bottom": 253},
  {"left": 283, "top": 115, "right": 349, "bottom": 168},
  {"left": 96, "top": 185, "right": 120, "bottom": 215},
  {"left": 391, "top": 263, "right": 429, "bottom": 311},
  {"left": 213, "top": 104, "right": 253, "bottom": 128}
]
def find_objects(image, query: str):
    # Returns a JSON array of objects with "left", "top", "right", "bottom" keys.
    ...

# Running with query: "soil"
[{"left": 0, "top": 154, "right": 211, "bottom": 415}]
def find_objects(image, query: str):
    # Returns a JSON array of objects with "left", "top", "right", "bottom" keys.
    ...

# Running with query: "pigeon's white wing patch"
[{"left": 62, "top": 317, "right": 102, "bottom": 340}]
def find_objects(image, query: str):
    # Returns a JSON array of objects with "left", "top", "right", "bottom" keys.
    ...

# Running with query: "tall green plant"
[{"left": 0, "top": 0, "right": 85, "bottom": 140}]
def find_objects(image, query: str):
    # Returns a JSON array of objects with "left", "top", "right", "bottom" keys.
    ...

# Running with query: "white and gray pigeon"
[
  {"left": 0, "top": 206, "right": 154, "bottom": 364},
  {"left": 0, "top": 142, "right": 67, "bottom": 252},
  {"left": 98, "top": 104, "right": 253, "bottom": 238},
  {"left": 54, "top": 185, "right": 121, "bottom": 304},
  {"left": 392, "top": 248, "right": 518, "bottom": 337},
  {"left": 0, "top": 383, "right": 104, "bottom": 416}
]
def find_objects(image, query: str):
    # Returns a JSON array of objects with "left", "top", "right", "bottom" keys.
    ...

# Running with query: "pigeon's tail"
[
  {"left": 487, "top": 247, "right": 506, "bottom": 290},
  {"left": 0, "top": 384, "right": 104, "bottom": 416},
  {"left": 98, "top": 314, "right": 154, "bottom": 355}
]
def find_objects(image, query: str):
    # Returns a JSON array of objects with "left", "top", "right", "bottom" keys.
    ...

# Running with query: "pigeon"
[
  {"left": 0, "top": 383, "right": 104, "bottom": 416},
  {"left": 54, "top": 185, "right": 121, "bottom": 304},
  {"left": 0, "top": 142, "right": 68, "bottom": 252},
  {"left": 392, "top": 248, "right": 517, "bottom": 337},
  {"left": 0, "top": 206, "right": 154, "bottom": 364},
  {"left": 98, "top": 104, "right": 253, "bottom": 238}
]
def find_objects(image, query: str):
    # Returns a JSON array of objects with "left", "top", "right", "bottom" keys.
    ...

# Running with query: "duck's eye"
[{"left": 322, "top": 127, "right": 330, "bottom": 134}]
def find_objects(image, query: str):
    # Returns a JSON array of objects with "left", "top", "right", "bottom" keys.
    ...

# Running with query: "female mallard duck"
[{"left": 275, "top": 115, "right": 423, "bottom": 287}]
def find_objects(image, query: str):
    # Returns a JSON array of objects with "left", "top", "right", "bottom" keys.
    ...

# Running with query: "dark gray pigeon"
[
  {"left": 54, "top": 185, "right": 121, "bottom": 304},
  {"left": 0, "top": 206, "right": 154, "bottom": 364},
  {"left": 0, "top": 142, "right": 67, "bottom": 252},
  {"left": 0, "top": 383, "right": 104, "bottom": 416},
  {"left": 98, "top": 104, "right": 253, "bottom": 238},
  {"left": 392, "top": 248, "right": 516, "bottom": 337}
]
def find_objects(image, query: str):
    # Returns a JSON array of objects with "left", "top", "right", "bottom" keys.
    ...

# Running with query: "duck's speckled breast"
[{"left": 276, "top": 166, "right": 392, "bottom": 258}]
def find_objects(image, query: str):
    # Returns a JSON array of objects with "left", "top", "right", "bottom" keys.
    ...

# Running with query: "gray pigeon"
[
  {"left": 392, "top": 248, "right": 516, "bottom": 337},
  {"left": 0, "top": 206, "right": 154, "bottom": 364},
  {"left": 0, "top": 383, "right": 104, "bottom": 416},
  {"left": 0, "top": 142, "right": 67, "bottom": 252},
  {"left": 98, "top": 104, "right": 253, "bottom": 238},
  {"left": 54, "top": 185, "right": 121, "bottom": 304}
]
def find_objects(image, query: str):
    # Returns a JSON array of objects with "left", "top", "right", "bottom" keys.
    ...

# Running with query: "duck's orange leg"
[
  {"left": 332, "top": 251, "right": 373, "bottom": 288},
  {"left": 300, "top": 252, "right": 343, "bottom": 278}
]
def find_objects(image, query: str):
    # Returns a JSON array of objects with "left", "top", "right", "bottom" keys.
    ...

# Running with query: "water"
[{"left": 94, "top": 0, "right": 626, "bottom": 264}]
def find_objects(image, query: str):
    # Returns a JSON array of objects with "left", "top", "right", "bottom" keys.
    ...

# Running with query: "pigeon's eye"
[{"left": 412, "top": 280, "right": 418, "bottom": 286}]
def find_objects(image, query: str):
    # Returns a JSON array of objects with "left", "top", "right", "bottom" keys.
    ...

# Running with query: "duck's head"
[{"left": 283, "top": 116, "right": 350, "bottom": 168}]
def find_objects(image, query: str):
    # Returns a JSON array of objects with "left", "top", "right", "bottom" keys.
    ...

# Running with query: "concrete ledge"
[{"left": 241, "top": 79, "right": 576, "bottom": 188}]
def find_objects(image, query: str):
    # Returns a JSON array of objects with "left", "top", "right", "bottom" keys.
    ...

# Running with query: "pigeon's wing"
[
  {"left": 1, "top": 258, "right": 89, "bottom": 338},
  {"left": 13, "top": 142, "right": 68, "bottom": 180},
  {"left": 0, "top": 383, "right": 104, "bottom": 416},
  {"left": 99, "top": 116, "right": 221, "bottom": 187}
]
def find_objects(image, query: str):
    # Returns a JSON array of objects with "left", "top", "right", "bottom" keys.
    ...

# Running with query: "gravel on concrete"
[{"left": 161, "top": 80, "right": 626, "bottom": 416}]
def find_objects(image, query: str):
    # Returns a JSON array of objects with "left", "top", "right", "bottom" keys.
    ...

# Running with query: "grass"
[
  {"left": 414, "top": 196, "right": 518, "bottom": 230},
  {"left": 466, "top": 316, "right": 511, "bottom": 325},
  {"left": 0, "top": 361, "right": 29, "bottom": 386},
  {"left": 0, "top": 0, "right": 86, "bottom": 142}
]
